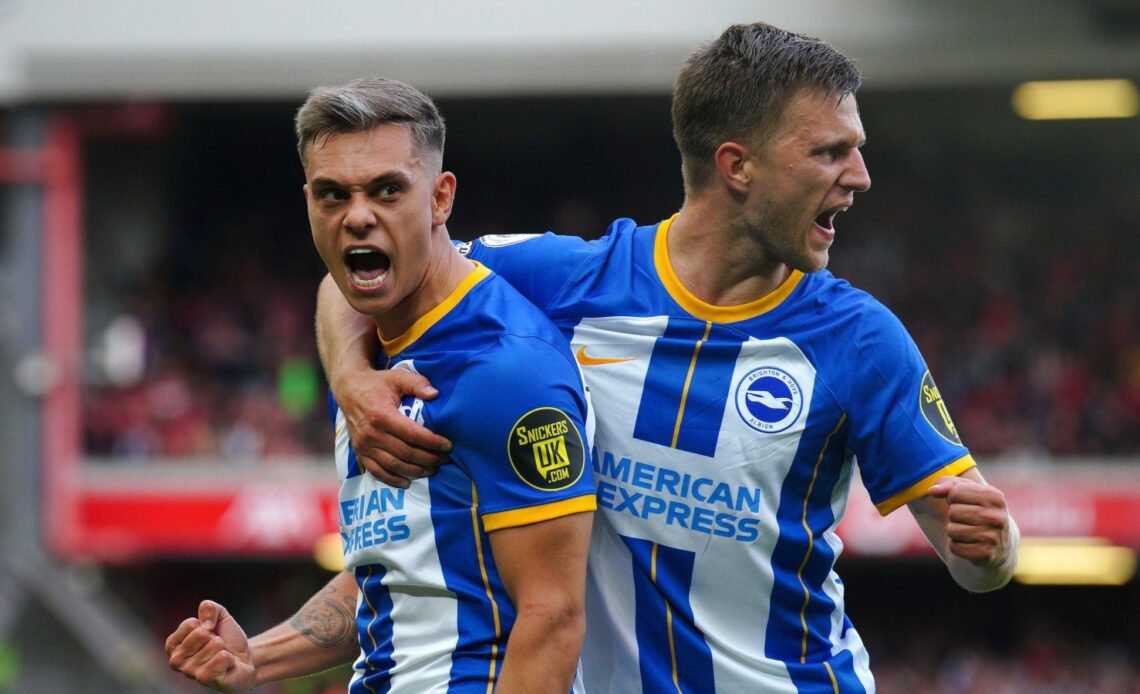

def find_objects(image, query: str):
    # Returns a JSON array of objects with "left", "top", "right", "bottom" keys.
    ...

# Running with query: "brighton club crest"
[{"left": 735, "top": 366, "right": 804, "bottom": 434}]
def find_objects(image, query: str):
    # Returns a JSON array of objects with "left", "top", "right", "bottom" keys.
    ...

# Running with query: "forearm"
[
  {"left": 495, "top": 605, "right": 585, "bottom": 693},
  {"left": 489, "top": 512, "right": 592, "bottom": 693},
  {"left": 249, "top": 571, "right": 360, "bottom": 686},
  {"left": 910, "top": 469, "right": 1020, "bottom": 593},
  {"left": 945, "top": 515, "right": 1020, "bottom": 593},
  {"left": 316, "top": 273, "right": 377, "bottom": 388}
]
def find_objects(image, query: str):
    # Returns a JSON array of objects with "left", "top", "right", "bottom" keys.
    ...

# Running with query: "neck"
[
  {"left": 667, "top": 196, "right": 791, "bottom": 307},
  {"left": 374, "top": 226, "right": 475, "bottom": 341}
]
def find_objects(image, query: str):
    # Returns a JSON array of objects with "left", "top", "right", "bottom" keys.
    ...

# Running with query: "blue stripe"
[
  {"left": 428, "top": 471, "right": 515, "bottom": 689},
  {"left": 765, "top": 400, "right": 848, "bottom": 666},
  {"left": 785, "top": 649, "right": 867, "bottom": 693},
  {"left": 633, "top": 320, "right": 694, "bottom": 449},
  {"left": 828, "top": 647, "right": 868, "bottom": 693},
  {"left": 353, "top": 565, "right": 395, "bottom": 694},
  {"left": 633, "top": 319, "right": 742, "bottom": 456},
  {"left": 623, "top": 536, "right": 714, "bottom": 693},
  {"left": 674, "top": 324, "right": 743, "bottom": 456},
  {"left": 327, "top": 389, "right": 340, "bottom": 428},
  {"left": 346, "top": 446, "right": 362, "bottom": 479}
]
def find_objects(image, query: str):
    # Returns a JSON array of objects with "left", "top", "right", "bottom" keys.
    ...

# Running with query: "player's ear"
[
  {"left": 432, "top": 172, "right": 457, "bottom": 225},
  {"left": 714, "top": 142, "right": 752, "bottom": 193}
]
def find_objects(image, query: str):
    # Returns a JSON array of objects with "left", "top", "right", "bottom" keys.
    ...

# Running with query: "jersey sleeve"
[
  {"left": 844, "top": 303, "right": 975, "bottom": 516},
  {"left": 436, "top": 333, "right": 596, "bottom": 532},
  {"left": 461, "top": 232, "right": 594, "bottom": 312}
]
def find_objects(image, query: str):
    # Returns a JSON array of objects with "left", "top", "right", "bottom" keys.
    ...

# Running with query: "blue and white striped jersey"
[
  {"left": 331, "top": 263, "right": 596, "bottom": 694},
  {"left": 463, "top": 218, "right": 974, "bottom": 693}
]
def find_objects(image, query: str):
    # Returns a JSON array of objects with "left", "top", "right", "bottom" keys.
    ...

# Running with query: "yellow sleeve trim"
[
  {"left": 481, "top": 494, "right": 596, "bottom": 532},
  {"left": 874, "top": 454, "right": 977, "bottom": 516}
]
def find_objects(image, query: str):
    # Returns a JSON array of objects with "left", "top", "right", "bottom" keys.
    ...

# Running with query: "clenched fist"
[
  {"left": 165, "top": 600, "right": 256, "bottom": 692},
  {"left": 927, "top": 475, "right": 1013, "bottom": 566}
]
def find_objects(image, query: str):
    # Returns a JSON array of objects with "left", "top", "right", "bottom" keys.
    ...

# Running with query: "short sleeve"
[
  {"left": 844, "top": 304, "right": 975, "bottom": 516},
  {"left": 463, "top": 233, "right": 594, "bottom": 311},
  {"left": 436, "top": 333, "right": 596, "bottom": 532}
]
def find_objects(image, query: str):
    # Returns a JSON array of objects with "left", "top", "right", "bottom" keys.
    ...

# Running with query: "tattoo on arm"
[{"left": 290, "top": 584, "right": 357, "bottom": 648}]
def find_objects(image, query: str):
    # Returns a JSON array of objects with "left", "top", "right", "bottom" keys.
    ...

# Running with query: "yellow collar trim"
[
  {"left": 381, "top": 262, "right": 491, "bottom": 356},
  {"left": 654, "top": 215, "right": 804, "bottom": 323}
]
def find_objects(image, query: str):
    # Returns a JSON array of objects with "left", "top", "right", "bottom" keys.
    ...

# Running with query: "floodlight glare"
[
  {"left": 313, "top": 532, "right": 346, "bottom": 572},
  {"left": 1012, "top": 79, "right": 1139, "bottom": 120},
  {"left": 1013, "top": 537, "right": 1137, "bottom": 586}
]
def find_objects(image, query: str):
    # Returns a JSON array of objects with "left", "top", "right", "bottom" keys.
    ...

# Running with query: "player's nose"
[
  {"left": 843, "top": 148, "right": 871, "bottom": 193},
  {"left": 342, "top": 194, "right": 377, "bottom": 236}
]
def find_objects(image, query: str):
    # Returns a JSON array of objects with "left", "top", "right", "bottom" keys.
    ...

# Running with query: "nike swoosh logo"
[{"left": 576, "top": 345, "right": 634, "bottom": 366}]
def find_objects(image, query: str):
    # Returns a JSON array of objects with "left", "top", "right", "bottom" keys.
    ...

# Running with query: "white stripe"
[{"left": 582, "top": 518, "right": 643, "bottom": 692}]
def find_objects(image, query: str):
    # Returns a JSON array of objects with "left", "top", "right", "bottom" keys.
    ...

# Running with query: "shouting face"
[
  {"left": 303, "top": 123, "right": 455, "bottom": 337},
  {"left": 742, "top": 88, "right": 871, "bottom": 273}
]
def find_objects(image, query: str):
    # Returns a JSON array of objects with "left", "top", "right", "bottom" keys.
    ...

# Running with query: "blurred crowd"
[
  {"left": 873, "top": 647, "right": 1140, "bottom": 694},
  {"left": 833, "top": 176, "right": 1140, "bottom": 459},
  {"left": 862, "top": 595, "right": 1140, "bottom": 693},
  {"left": 844, "top": 562, "right": 1140, "bottom": 694},
  {"left": 83, "top": 264, "right": 331, "bottom": 460},
  {"left": 82, "top": 141, "right": 1139, "bottom": 463}
]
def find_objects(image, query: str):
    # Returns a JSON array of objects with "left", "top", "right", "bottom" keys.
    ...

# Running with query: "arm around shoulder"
[
  {"left": 316, "top": 273, "right": 453, "bottom": 486},
  {"left": 316, "top": 273, "right": 378, "bottom": 391}
]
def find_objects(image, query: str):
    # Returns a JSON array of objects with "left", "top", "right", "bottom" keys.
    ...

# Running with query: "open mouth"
[
  {"left": 814, "top": 205, "right": 849, "bottom": 234},
  {"left": 815, "top": 211, "right": 836, "bottom": 231},
  {"left": 345, "top": 247, "right": 391, "bottom": 289}
]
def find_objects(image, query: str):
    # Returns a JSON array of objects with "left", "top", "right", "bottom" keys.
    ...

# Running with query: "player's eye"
[
  {"left": 374, "top": 183, "right": 400, "bottom": 198},
  {"left": 317, "top": 188, "right": 348, "bottom": 203}
]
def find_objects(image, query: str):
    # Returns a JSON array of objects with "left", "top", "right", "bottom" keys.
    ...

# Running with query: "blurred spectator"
[
  {"left": 83, "top": 134, "right": 1139, "bottom": 462},
  {"left": 84, "top": 247, "right": 330, "bottom": 461},
  {"left": 833, "top": 174, "right": 1139, "bottom": 458}
]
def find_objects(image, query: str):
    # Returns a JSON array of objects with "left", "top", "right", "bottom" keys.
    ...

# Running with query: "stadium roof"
[{"left": 0, "top": 0, "right": 1137, "bottom": 102}]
